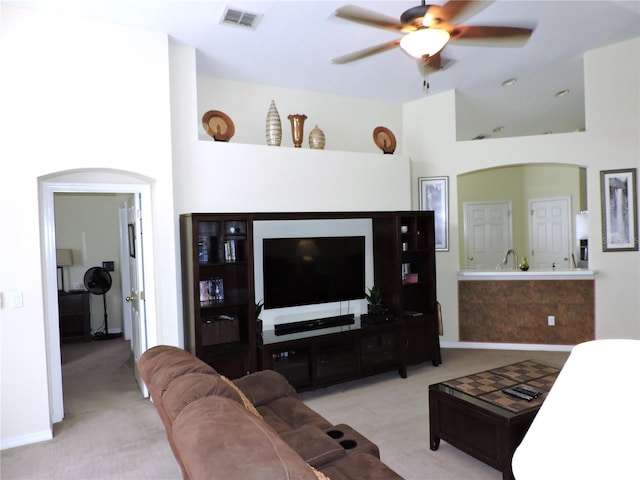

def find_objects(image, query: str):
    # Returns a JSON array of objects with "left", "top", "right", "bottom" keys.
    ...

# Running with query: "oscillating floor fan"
[{"left": 84, "top": 266, "right": 122, "bottom": 341}]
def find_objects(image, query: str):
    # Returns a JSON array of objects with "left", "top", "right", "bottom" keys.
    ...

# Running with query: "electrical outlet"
[{"left": 547, "top": 315, "right": 555, "bottom": 326}]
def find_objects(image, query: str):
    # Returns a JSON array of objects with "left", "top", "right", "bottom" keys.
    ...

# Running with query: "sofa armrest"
[
  {"left": 234, "top": 369, "right": 297, "bottom": 406},
  {"left": 173, "top": 396, "right": 318, "bottom": 480},
  {"left": 280, "top": 424, "right": 346, "bottom": 468}
]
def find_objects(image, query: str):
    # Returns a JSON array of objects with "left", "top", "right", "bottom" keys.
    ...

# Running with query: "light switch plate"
[{"left": 11, "top": 292, "right": 23, "bottom": 308}]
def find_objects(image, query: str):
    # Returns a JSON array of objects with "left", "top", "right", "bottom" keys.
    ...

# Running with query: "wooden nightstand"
[{"left": 58, "top": 290, "right": 91, "bottom": 342}]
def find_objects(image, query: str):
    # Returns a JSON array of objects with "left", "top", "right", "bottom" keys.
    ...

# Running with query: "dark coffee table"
[{"left": 429, "top": 361, "right": 560, "bottom": 480}]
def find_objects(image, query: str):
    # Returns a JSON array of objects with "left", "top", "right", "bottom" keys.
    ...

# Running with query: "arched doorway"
[{"left": 39, "top": 169, "right": 156, "bottom": 423}]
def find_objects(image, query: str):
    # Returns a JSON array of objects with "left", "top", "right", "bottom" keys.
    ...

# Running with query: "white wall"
[
  {"left": 196, "top": 76, "right": 403, "bottom": 154},
  {"left": 171, "top": 49, "right": 412, "bottom": 216},
  {"left": 0, "top": 6, "right": 179, "bottom": 448},
  {"left": 404, "top": 37, "right": 640, "bottom": 343}
]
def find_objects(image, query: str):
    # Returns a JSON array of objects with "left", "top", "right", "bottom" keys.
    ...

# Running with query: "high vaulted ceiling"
[{"left": 6, "top": 0, "right": 640, "bottom": 140}]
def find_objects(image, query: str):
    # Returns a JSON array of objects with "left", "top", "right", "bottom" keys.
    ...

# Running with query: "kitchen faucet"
[{"left": 503, "top": 249, "right": 519, "bottom": 270}]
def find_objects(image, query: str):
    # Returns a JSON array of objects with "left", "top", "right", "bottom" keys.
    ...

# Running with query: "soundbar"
[{"left": 274, "top": 314, "right": 355, "bottom": 336}]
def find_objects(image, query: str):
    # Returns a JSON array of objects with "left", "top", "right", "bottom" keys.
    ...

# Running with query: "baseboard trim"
[
  {"left": 1, "top": 428, "right": 53, "bottom": 451},
  {"left": 440, "top": 341, "right": 574, "bottom": 352}
]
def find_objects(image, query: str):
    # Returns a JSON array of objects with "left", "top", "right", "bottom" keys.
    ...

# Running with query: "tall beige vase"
[{"left": 265, "top": 100, "right": 282, "bottom": 146}]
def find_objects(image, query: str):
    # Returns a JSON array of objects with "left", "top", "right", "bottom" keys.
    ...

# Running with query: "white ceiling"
[{"left": 6, "top": 0, "right": 640, "bottom": 140}]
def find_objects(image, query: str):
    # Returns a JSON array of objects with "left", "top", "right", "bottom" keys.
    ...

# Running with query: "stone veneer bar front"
[{"left": 457, "top": 270, "right": 595, "bottom": 345}]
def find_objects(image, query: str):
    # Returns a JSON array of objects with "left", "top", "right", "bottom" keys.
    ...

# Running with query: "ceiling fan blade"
[
  {"left": 335, "top": 5, "right": 404, "bottom": 32},
  {"left": 449, "top": 26, "right": 533, "bottom": 47},
  {"left": 332, "top": 39, "right": 401, "bottom": 64},
  {"left": 437, "top": 0, "right": 495, "bottom": 25}
]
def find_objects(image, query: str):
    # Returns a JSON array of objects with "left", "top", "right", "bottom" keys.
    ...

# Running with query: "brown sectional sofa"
[{"left": 138, "top": 345, "right": 403, "bottom": 480}]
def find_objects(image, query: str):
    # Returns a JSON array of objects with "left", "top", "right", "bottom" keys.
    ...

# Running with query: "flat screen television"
[{"left": 263, "top": 236, "right": 365, "bottom": 309}]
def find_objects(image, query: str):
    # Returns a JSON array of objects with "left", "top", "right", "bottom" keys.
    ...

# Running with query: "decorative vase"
[
  {"left": 519, "top": 257, "right": 530, "bottom": 271},
  {"left": 308, "top": 124, "right": 326, "bottom": 150},
  {"left": 287, "top": 114, "right": 307, "bottom": 148},
  {"left": 265, "top": 100, "right": 282, "bottom": 146}
]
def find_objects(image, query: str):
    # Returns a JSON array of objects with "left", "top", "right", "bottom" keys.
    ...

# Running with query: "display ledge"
[{"left": 457, "top": 269, "right": 595, "bottom": 281}]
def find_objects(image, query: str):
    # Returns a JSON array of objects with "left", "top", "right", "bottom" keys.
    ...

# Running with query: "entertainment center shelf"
[{"left": 180, "top": 211, "right": 440, "bottom": 382}]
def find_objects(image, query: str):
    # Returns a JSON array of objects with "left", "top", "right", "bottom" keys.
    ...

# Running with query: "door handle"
[
  {"left": 468, "top": 256, "right": 474, "bottom": 261},
  {"left": 126, "top": 295, "right": 136, "bottom": 302}
]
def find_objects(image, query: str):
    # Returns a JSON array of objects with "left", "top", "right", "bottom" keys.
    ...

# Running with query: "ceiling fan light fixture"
[
  {"left": 400, "top": 28, "right": 450, "bottom": 59},
  {"left": 421, "top": 13, "right": 436, "bottom": 27}
]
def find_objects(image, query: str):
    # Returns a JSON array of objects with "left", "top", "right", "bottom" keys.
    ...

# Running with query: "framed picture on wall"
[
  {"left": 600, "top": 168, "right": 638, "bottom": 252},
  {"left": 419, "top": 176, "right": 449, "bottom": 251}
]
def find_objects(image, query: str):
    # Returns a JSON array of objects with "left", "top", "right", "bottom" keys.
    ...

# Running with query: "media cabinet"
[
  {"left": 259, "top": 315, "right": 441, "bottom": 391},
  {"left": 180, "top": 211, "right": 440, "bottom": 383}
]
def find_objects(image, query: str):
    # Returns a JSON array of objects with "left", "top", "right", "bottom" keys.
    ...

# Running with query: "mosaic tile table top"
[{"left": 441, "top": 360, "right": 561, "bottom": 413}]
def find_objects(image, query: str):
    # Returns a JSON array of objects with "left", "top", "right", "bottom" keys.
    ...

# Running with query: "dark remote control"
[
  {"left": 502, "top": 387, "right": 534, "bottom": 401},
  {"left": 514, "top": 385, "right": 540, "bottom": 398}
]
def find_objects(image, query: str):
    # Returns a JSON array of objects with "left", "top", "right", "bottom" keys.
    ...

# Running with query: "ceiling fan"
[{"left": 332, "top": 0, "right": 533, "bottom": 80}]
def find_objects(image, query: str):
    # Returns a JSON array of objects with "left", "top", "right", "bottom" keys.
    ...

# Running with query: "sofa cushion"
[
  {"left": 162, "top": 372, "right": 243, "bottom": 422},
  {"left": 318, "top": 452, "right": 404, "bottom": 480},
  {"left": 172, "top": 395, "right": 319, "bottom": 480},
  {"left": 138, "top": 345, "right": 217, "bottom": 398},
  {"left": 280, "top": 424, "right": 346, "bottom": 467},
  {"left": 257, "top": 396, "right": 333, "bottom": 434},
  {"left": 219, "top": 375, "right": 263, "bottom": 418},
  {"left": 234, "top": 369, "right": 299, "bottom": 405}
]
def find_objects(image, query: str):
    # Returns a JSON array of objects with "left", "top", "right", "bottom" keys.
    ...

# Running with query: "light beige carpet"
[
  {"left": 300, "top": 348, "right": 569, "bottom": 480},
  {"left": 1, "top": 340, "right": 568, "bottom": 479},
  {"left": 1, "top": 340, "right": 181, "bottom": 480}
]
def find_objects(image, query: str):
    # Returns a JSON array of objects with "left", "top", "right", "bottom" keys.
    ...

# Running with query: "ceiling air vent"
[{"left": 221, "top": 7, "right": 261, "bottom": 30}]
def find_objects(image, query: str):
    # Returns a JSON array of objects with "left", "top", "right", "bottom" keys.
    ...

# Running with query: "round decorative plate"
[
  {"left": 202, "top": 110, "right": 235, "bottom": 142},
  {"left": 373, "top": 126, "right": 396, "bottom": 154}
]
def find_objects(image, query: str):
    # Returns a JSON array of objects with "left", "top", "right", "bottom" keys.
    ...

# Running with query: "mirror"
[{"left": 457, "top": 164, "right": 587, "bottom": 269}]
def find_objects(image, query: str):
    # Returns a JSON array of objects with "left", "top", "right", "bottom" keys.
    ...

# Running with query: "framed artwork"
[
  {"left": 128, "top": 223, "right": 136, "bottom": 258},
  {"left": 600, "top": 168, "right": 638, "bottom": 252},
  {"left": 419, "top": 176, "right": 449, "bottom": 251}
]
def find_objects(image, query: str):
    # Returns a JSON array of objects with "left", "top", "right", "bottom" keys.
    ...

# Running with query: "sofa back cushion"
[
  {"left": 258, "top": 396, "right": 333, "bottom": 434},
  {"left": 162, "top": 372, "right": 243, "bottom": 422},
  {"left": 233, "top": 369, "right": 298, "bottom": 406},
  {"left": 172, "top": 396, "right": 318, "bottom": 480},
  {"left": 138, "top": 345, "right": 217, "bottom": 399}
]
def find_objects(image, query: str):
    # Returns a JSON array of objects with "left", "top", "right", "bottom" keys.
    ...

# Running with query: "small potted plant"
[{"left": 365, "top": 286, "right": 384, "bottom": 314}]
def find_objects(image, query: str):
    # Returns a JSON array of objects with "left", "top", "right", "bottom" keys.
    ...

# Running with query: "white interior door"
[
  {"left": 529, "top": 197, "right": 571, "bottom": 269},
  {"left": 463, "top": 202, "right": 512, "bottom": 269},
  {"left": 119, "top": 206, "right": 132, "bottom": 341},
  {"left": 127, "top": 194, "right": 148, "bottom": 396}
]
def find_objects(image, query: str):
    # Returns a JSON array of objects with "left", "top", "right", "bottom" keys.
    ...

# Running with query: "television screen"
[{"left": 263, "top": 236, "right": 365, "bottom": 309}]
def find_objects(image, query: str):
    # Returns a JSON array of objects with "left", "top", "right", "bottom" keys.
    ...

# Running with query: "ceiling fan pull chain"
[
  {"left": 423, "top": 78, "right": 429, "bottom": 93},
  {"left": 423, "top": 58, "right": 430, "bottom": 93}
]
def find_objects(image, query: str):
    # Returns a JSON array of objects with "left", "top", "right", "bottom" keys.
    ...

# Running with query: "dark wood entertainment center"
[{"left": 180, "top": 211, "right": 440, "bottom": 384}]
